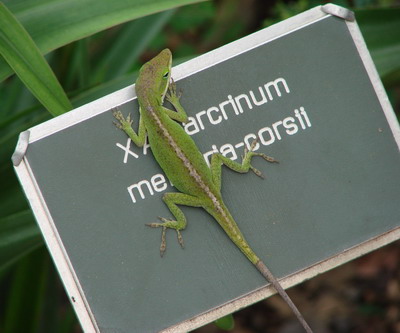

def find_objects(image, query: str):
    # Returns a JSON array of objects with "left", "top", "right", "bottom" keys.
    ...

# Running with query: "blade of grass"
[
  {"left": 0, "top": 210, "right": 42, "bottom": 273},
  {"left": 92, "top": 9, "right": 175, "bottom": 83},
  {"left": 64, "top": 39, "right": 90, "bottom": 91},
  {"left": 0, "top": 175, "right": 29, "bottom": 218},
  {"left": 0, "top": 0, "right": 205, "bottom": 82},
  {"left": 0, "top": 77, "right": 26, "bottom": 115},
  {"left": 356, "top": 8, "right": 400, "bottom": 80},
  {"left": 2, "top": 248, "right": 48, "bottom": 333},
  {"left": 0, "top": 3, "right": 72, "bottom": 116}
]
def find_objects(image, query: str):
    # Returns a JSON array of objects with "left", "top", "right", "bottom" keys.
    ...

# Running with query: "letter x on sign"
[{"left": 116, "top": 138, "right": 138, "bottom": 163}]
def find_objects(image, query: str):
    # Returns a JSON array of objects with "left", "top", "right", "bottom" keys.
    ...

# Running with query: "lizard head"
[{"left": 135, "top": 48, "right": 172, "bottom": 103}]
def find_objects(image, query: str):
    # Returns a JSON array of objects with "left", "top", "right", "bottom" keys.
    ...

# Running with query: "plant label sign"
[{"left": 13, "top": 4, "right": 400, "bottom": 333}]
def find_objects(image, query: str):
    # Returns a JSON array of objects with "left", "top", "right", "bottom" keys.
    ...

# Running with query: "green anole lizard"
[{"left": 113, "top": 49, "right": 313, "bottom": 333}]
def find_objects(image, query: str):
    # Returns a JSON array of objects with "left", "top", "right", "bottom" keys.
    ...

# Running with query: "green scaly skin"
[{"left": 113, "top": 49, "right": 313, "bottom": 333}]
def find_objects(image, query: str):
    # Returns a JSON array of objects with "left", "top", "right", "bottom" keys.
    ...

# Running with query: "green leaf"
[
  {"left": 214, "top": 314, "right": 235, "bottom": 330},
  {"left": 0, "top": 0, "right": 205, "bottom": 82},
  {"left": 0, "top": 2, "right": 72, "bottom": 116},
  {"left": 356, "top": 8, "right": 400, "bottom": 79},
  {"left": 92, "top": 9, "right": 175, "bottom": 84},
  {"left": 0, "top": 210, "right": 42, "bottom": 273},
  {"left": 2, "top": 248, "right": 49, "bottom": 333}
]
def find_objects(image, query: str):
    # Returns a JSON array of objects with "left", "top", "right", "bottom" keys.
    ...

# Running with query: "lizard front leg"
[
  {"left": 147, "top": 192, "right": 203, "bottom": 256},
  {"left": 112, "top": 107, "right": 147, "bottom": 147},
  {"left": 162, "top": 79, "right": 188, "bottom": 123}
]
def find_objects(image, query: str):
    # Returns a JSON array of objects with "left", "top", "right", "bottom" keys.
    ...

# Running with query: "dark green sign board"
[{"left": 13, "top": 4, "right": 400, "bottom": 333}]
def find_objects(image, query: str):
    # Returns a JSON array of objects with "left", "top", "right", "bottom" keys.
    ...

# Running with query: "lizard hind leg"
[
  {"left": 146, "top": 192, "right": 203, "bottom": 256},
  {"left": 146, "top": 217, "right": 184, "bottom": 257}
]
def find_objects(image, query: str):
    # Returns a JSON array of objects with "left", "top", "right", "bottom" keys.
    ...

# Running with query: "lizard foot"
[
  {"left": 146, "top": 217, "right": 184, "bottom": 257},
  {"left": 165, "top": 78, "right": 182, "bottom": 104},
  {"left": 243, "top": 139, "right": 279, "bottom": 179},
  {"left": 112, "top": 108, "right": 133, "bottom": 132}
]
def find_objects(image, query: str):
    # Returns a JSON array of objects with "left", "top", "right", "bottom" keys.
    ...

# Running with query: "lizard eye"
[{"left": 163, "top": 71, "right": 169, "bottom": 79}]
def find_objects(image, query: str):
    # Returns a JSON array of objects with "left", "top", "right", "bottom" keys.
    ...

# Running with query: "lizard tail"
[{"left": 255, "top": 260, "right": 314, "bottom": 333}]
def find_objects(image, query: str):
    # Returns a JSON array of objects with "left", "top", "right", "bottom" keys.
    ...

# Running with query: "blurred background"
[{"left": 0, "top": 0, "right": 399, "bottom": 332}]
